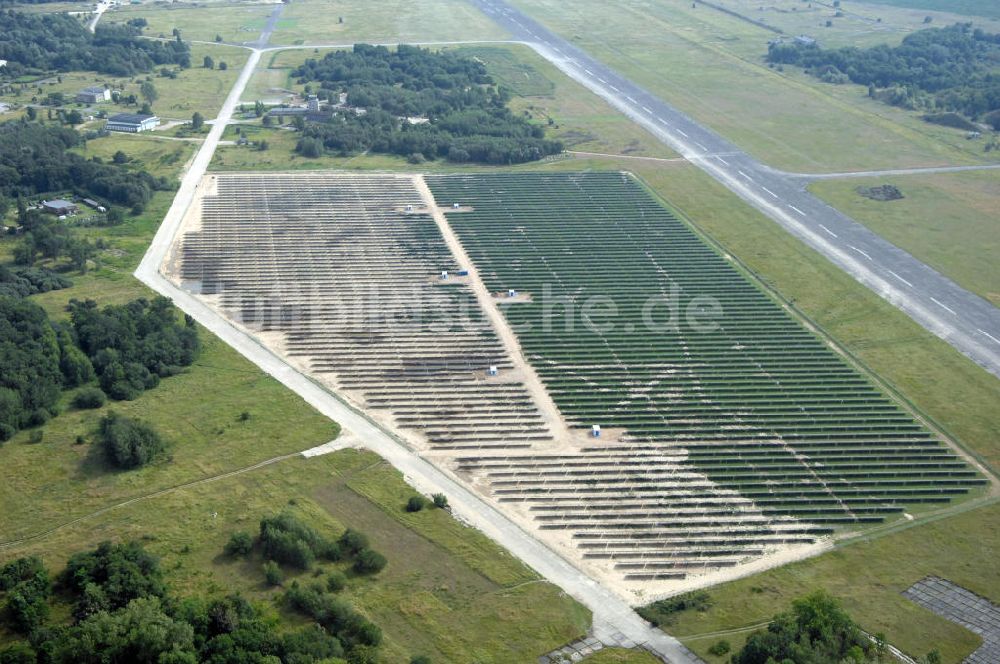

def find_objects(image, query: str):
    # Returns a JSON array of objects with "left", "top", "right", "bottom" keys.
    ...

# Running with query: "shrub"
[
  {"left": 432, "top": 493, "right": 448, "bottom": 509},
  {"left": 263, "top": 561, "right": 283, "bottom": 587},
  {"left": 326, "top": 571, "right": 347, "bottom": 593},
  {"left": 708, "top": 640, "right": 731, "bottom": 656},
  {"left": 337, "top": 528, "right": 368, "bottom": 556},
  {"left": 411, "top": 657, "right": 432, "bottom": 664},
  {"left": 62, "top": 541, "right": 165, "bottom": 617},
  {"left": 72, "top": 387, "right": 107, "bottom": 410},
  {"left": 405, "top": 496, "right": 426, "bottom": 513},
  {"left": 98, "top": 412, "right": 165, "bottom": 469},
  {"left": 352, "top": 549, "right": 387, "bottom": 575},
  {"left": 637, "top": 590, "right": 713, "bottom": 627},
  {"left": 259, "top": 511, "right": 339, "bottom": 569},
  {"left": 224, "top": 532, "right": 253, "bottom": 557}
]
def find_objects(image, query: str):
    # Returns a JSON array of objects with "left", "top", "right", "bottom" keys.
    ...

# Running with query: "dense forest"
[
  {"left": 0, "top": 121, "right": 169, "bottom": 212},
  {"left": 0, "top": 518, "right": 393, "bottom": 663},
  {"left": 0, "top": 11, "right": 191, "bottom": 77},
  {"left": 291, "top": 44, "right": 563, "bottom": 164},
  {"left": 767, "top": 23, "right": 1000, "bottom": 124}
]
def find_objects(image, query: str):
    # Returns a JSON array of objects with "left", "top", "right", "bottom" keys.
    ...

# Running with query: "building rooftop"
[
  {"left": 80, "top": 86, "right": 106, "bottom": 94},
  {"left": 44, "top": 199, "right": 76, "bottom": 210},
  {"left": 107, "top": 113, "right": 157, "bottom": 124}
]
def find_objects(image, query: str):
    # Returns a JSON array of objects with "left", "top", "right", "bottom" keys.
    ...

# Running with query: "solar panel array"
[
  {"left": 426, "top": 172, "right": 983, "bottom": 576},
  {"left": 173, "top": 171, "right": 983, "bottom": 589},
  {"left": 177, "top": 173, "right": 552, "bottom": 450}
]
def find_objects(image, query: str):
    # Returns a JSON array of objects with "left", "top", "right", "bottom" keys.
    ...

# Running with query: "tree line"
[
  {"left": 767, "top": 23, "right": 1000, "bottom": 124},
  {"left": 0, "top": 11, "right": 191, "bottom": 77},
  {"left": 291, "top": 44, "right": 563, "bottom": 164}
]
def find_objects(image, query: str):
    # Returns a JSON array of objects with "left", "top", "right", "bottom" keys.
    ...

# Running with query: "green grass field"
[
  {"left": 10, "top": 1, "right": 89, "bottom": 13},
  {"left": 510, "top": 0, "right": 994, "bottom": 172},
  {"left": 105, "top": 1, "right": 274, "bottom": 44},
  {"left": 810, "top": 171, "right": 1000, "bottom": 306},
  {"left": 269, "top": 0, "right": 509, "bottom": 46},
  {"left": 856, "top": 0, "right": 1000, "bottom": 20}
]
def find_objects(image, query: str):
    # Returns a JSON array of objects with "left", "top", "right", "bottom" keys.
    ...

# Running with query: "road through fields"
[{"left": 470, "top": 0, "right": 1000, "bottom": 380}]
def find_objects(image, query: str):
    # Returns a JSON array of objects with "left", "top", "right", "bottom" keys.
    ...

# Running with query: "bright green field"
[
  {"left": 810, "top": 171, "right": 1000, "bottom": 306},
  {"left": 510, "top": 0, "right": 995, "bottom": 172},
  {"left": 269, "top": 0, "right": 509, "bottom": 46},
  {"left": 105, "top": 1, "right": 274, "bottom": 44},
  {"left": 10, "top": 2, "right": 89, "bottom": 13},
  {"left": 856, "top": 0, "right": 1000, "bottom": 20}
]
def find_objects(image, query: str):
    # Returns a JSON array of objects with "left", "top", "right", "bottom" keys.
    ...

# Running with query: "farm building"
[
  {"left": 105, "top": 112, "right": 159, "bottom": 133},
  {"left": 41, "top": 199, "right": 78, "bottom": 216},
  {"left": 82, "top": 198, "right": 107, "bottom": 212},
  {"left": 265, "top": 105, "right": 332, "bottom": 123},
  {"left": 76, "top": 86, "right": 111, "bottom": 103}
]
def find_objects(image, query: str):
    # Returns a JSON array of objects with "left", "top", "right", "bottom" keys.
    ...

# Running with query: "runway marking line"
[
  {"left": 819, "top": 224, "right": 837, "bottom": 238},
  {"left": 849, "top": 245, "right": 872, "bottom": 261},
  {"left": 888, "top": 270, "right": 912, "bottom": 287},
  {"left": 978, "top": 328, "right": 1000, "bottom": 345},
  {"left": 677, "top": 129, "right": 688, "bottom": 137},
  {"left": 761, "top": 186, "right": 778, "bottom": 198},
  {"left": 789, "top": 205, "right": 806, "bottom": 216},
  {"left": 930, "top": 297, "right": 957, "bottom": 315}
]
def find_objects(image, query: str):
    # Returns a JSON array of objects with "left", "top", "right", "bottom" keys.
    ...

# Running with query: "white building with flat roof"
[
  {"left": 105, "top": 113, "right": 159, "bottom": 132},
  {"left": 77, "top": 86, "right": 111, "bottom": 104}
]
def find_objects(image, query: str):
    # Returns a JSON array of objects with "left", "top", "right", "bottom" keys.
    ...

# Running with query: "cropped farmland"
[{"left": 427, "top": 172, "right": 985, "bottom": 540}]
